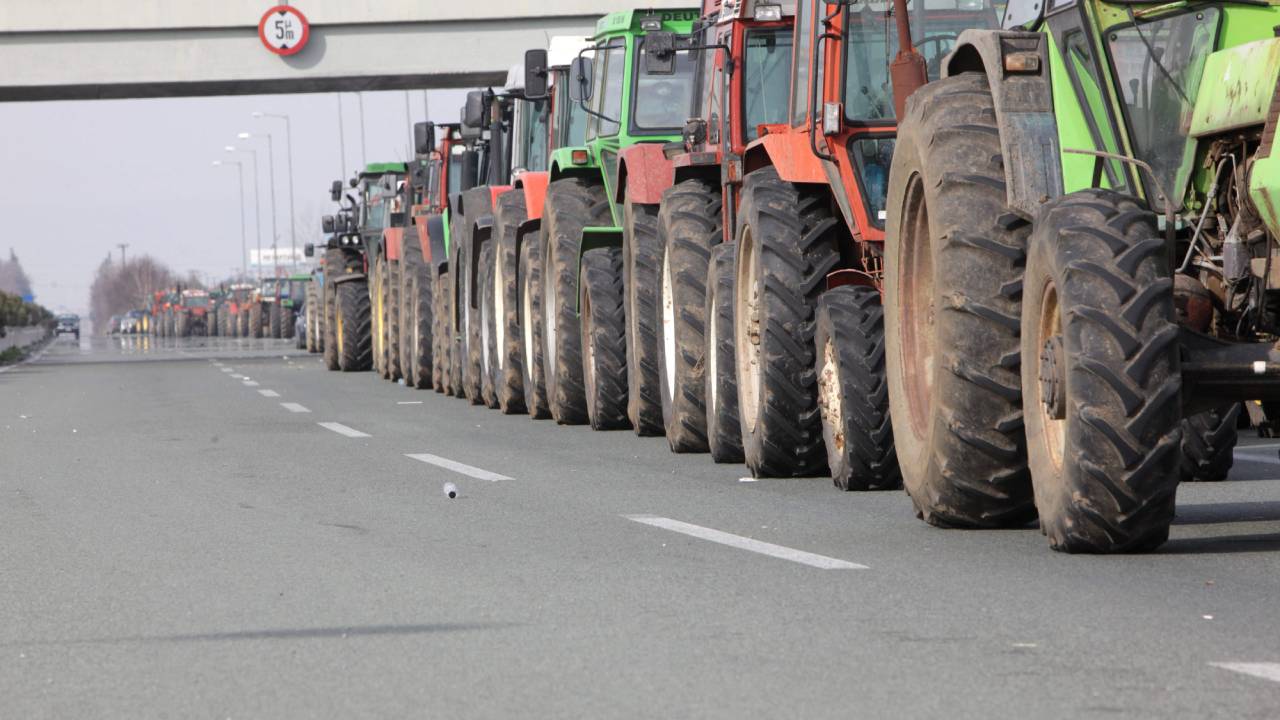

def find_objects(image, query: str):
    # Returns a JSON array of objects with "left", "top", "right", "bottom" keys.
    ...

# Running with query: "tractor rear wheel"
[
  {"left": 336, "top": 280, "right": 373, "bottom": 372},
  {"left": 519, "top": 221, "right": 551, "bottom": 419},
  {"left": 432, "top": 267, "right": 450, "bottom": 393},
  {"left": 282, "top": 307, "right": 296, "bottom": 340},
  {"left": 387, "top": 259, "right": 402, "bottom": 382},
  {"left": 657, "top": 178, "right": 719, "bottom": 453},
  {"left": 541, "top": 178, "right": 611, "bottom": 425},
  {"left": 884, "top": 71, "right": 1036, "bottom": 528},
  {"left": 489, "top": 191, "right": 529, "bottom": 414},
  {"left": 624, "top": 198, "right": 665, "bottom": 436},
  {"left": 269, "top": 302, "right": 282, "bottom": 339},
  {"left": 706, "top": 243, "right": 744, "bottom": 463},
  {"left": 176, "top": 313, "right": 188, "bottom": 338},
  {"left": 401, "top": 233, "right": 433, "bottom": 389},
  {"left": 814, "top": 285, "right": 901, "bottom": 491},
  {"left": 1022, "top": 189, "right": 1180, "bottom": 553},
  {"left": 323, "top": 252, "right": 342, "bottom": 371},
  {"left": 249, "top": 303, "right": 263, "bottom": 339},
  {"left": 734, "top": 166, "right": 836, "bottom": 477},
  {"left": 580, "top": 246, "right": 630, "bottom": 430},
  {"left": 479, "top": 243, "right": 499, "bottom": 408},
  {"left": 373, "top": 255, "right": 389, "bottom": 378},
  {"left": 464, "top": 241, "right": 486, "bottom": 405},
  {"left": 1180, "top": 405, "right": 1239, "bottom": 482}
]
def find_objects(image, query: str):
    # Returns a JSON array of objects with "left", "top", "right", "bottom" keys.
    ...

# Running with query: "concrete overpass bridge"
[{"left": 0, "top": 1, "right": 692, "bottom": 101}]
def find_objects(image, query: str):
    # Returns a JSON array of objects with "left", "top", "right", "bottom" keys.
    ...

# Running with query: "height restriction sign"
[{"left": 258, "top": 5, "right": 310, "bottom": 56}]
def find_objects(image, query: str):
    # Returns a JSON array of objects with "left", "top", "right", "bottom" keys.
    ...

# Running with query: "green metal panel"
[
  {"left": 359, "top": 162, "right": 408, "bottom": 177},
  {"left": 1249, "top": 153, "right": 1280, "bottom": 239},
  {"left": 1189, "top": 39, "right": 1280, "bottom": 137}
]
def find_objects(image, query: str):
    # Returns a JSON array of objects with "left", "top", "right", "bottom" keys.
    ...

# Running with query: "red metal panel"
[
  {"left": 384, "top": 227, "right": 403, "bottom": 261},
  {"left": 616, "top": 143, "right": 675, "bottom": 205},
  {"left": 520, "top": 171, "right": 550, "bottom": 221},
  {"left": 416, "top": 224, "right": 432, "bottom": 263},
  {"left": 744, "top": 130, "right": 826, "bottom": 184},
  {"left": 488, "top": 185, "right": 512, "bottom": 208}
]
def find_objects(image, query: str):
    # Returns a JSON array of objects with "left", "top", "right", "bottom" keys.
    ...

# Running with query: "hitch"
[{"left": 1181, "top": 328, "right": 1280, "bottom": 415}]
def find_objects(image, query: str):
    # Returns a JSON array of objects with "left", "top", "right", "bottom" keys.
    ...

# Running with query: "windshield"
[
  {"left": 1106, "top": 8, "right": 1218, "bottom": 205},
  {"left": 262, "top": 279, "right": 280, "bottom": 296},
  {"left": 843, "top": 0, "right": 1000, "bottom": 120},
  {"left": 185, "top": 295, "right": 209, "bottom": 307},
  {"left": 447, "top": 146, "right": 465, "bottom": 195},
  {"left": 556, "top": 69, "right": 590, "bottom": 148},
  {"left": 589, "top": 43, "right": 626, "bottom": 138},
  {"left": 633, "top": 41, "right": 697, "bottom": 131},
  {"left": 743, "top": 28, "right": 794, "bottom": 142},
  {"left": 520, "top": 98, "right": 550, "bottom": 172}
]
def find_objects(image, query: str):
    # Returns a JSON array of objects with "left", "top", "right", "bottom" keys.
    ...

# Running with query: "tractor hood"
[{"left": 1190, "top": 37, "right": 1280, "bottom": 137}]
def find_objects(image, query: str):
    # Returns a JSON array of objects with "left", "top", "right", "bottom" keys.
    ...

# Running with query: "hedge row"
[{"left": 0, "top": 291, "right": 53, "bottom": 329}]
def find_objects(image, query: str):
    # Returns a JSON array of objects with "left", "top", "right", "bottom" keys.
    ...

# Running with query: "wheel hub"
[{"left": 1039, "top": 334, "right": 1066, "bottom": 420}]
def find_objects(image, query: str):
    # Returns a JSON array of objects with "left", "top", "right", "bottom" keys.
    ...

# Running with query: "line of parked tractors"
[
  {"left": 295, "top": 0, "right": 1280, "bottom": 554},
  {"left": 116, "top": 275, "right": 311, "bottom": 344}
]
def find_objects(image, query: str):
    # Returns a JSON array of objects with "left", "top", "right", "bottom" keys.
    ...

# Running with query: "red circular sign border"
[{"left": 258, "top": 5, "right": 311, "bottom": 57}]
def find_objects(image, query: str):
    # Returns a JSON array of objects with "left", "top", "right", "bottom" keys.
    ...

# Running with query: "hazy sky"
[{"left": 0, "top": 87, "right": 470, "bottom": 314}]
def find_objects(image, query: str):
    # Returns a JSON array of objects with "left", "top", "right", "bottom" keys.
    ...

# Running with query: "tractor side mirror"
[
  {"left": 330, "top": 180, "right": 342, "bottom": 202},
  {"left": 322, "top": 215, "right": 335, "bottom": 233},
  {"left": 643, "top": 32, "right": 677, "bottom": 75},
  {"left": 414, "top": 121, "right": 435, "bottom": 155},
  {"left": 304, "top": 243, "right": 315, "bottom": 258},
  {"left": 463, "top": 90, "right": 486, "bottom": 129},
  {"left": 459, "top": 106, "right": 483, "bottom": 141},
  {"left": 569, "top": 56, "right": 593, "bottom": 103},
  {"left": 524, "top": 49, "right": 549, "bottom": 99}
]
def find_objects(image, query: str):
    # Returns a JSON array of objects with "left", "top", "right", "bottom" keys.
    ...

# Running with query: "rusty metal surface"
[
  {"left": 615, "top": 143, "right": 675, "bottom": 204},
  {"left": 1190, "top": 38, "right": 1280, "bottom": 137}
]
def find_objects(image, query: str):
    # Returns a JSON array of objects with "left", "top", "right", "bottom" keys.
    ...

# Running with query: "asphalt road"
[{"left": 3, "top": 334, "right": 1279, "bottom": 718}]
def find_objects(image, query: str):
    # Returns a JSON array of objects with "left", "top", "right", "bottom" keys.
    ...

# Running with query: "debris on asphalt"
[{"left": 443, "top": 482, "right": 458, "bottom": 499}]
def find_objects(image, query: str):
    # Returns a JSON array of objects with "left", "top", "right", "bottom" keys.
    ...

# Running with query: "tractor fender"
[
  {"left": 741, "top": 130, "right": 825, "bottom": 184},
  {"left": 615, "top": 143, "right": 674, "bottom": 205},
  {"left": 422, "top": 213, "right": 449, "bottom": 272},
  {"left": 672, "top": 149, "right": 721, "bottom": 186},
  {"left": 469, "top": 213, "right": 496, "bottom": 310},
  {"left": 514, "top": 217, "right": 541, "bottom": 274},
  {"left": 576, "top": 226, "right": 623, "bottom": 313},
  {"left": 944, "top": 29, "right": 1063, "bottom": 218},
  {"left": 383, "top": 226, "right": 403, "bottom": 262},
  {"left": 516, "top": 171, "right": 550, "bottom": 220}
]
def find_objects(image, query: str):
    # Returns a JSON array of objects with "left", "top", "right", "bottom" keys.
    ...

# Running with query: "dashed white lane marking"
[
  {"left": 1211, "top": 663, "right": 1280, "bottom": 684},
  {"left": 258, "top": 389, "right": 280, "bottom": 397},
  {"left": 220, "top": 368, "right": 234, "bottom": 373},
  {"left": 318, "top": 422, "right": 370, "bottom": 438},
  {"left": 406, "top": 453, "right": 512, "bottom": 481},
  {"left": 397, "top": 401, "right": 423, "bottom": 405},
  {"left": 622, "top": 515, "right": 867, "bottom": 570},
  {"left": 230, "top": 374, "right": 245, "bottom": 379},
  {"left": 281, "top": 402, "right": 310, "bottom": 413},
  {"left": 738, "top": 477, "right": 758, "bottom": 483},
  {"left": 243, "top": 380, "right": 260, "bottom": 387}
]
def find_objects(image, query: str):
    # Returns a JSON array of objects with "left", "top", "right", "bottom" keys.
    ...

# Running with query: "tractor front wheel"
[
  {"left": 336, "top": 280, "right": 373, "bottom": 372},
  {"left": 580, "top": 246, "right": 630, "bottom": 430}
]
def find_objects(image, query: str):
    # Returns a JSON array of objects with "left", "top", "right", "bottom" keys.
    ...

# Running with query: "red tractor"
[{"left": 175, "top": 288, "right": 210, "bottom": 337}]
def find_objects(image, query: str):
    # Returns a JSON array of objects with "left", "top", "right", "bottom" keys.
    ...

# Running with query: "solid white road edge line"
[
  {"left": 258, "top": 389, "right": 280, "bottom": 397},
  {"left": 405, "top": 453, "right": 512, "bottom": 481},
  {"left": 318, "top": 422, "right": 370, "bottom": 438},
  {"left": 622, "top": 515, "right": 867, "bottom": 570},
  {"left": 1210, "top": 662, "right": 1280, "bottom": 684},
  {"left": 281, "top": 402, "right": 310, "bottom": 413}
]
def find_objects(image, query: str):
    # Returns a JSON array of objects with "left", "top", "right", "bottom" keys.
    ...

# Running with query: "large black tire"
[
  {"left": 519, "top": 220, "right": 552, "bottom": 419},
  {"left": 734, "top": 166, "right": 835, "bottom": 477},
  {"left": 464, "top": 241, "right": 486, "bottom": 405},
  {"left": 580, "top": 246, "right": 630, "bottom": 430},
  {"left": 387, "top": 258, "right": 402, "bottom": 381},
  {"left": 657, "top": 178, "right": 719, "bottom": 453},
  {"left": 305, "top": 286, "right": 318, "bottom": 352},
  {"left": 323, "top": 251, "right": 342, "bottom": 371},
  {"left": 884, "top": 72, "right": 1036, "bottom": 528},
  {"left": 209, "top": 308, "right": 219, "bottom": 338},
  {"left": 541, "top": 178, "right": 611, "bottom": 424},
  {"left": 336, "top": 280, "right": 373, "bottom": 372},
  {"left": 624, "top": 199, "right": 665, "bottom": 436},
  {"left": 706, "top": 243, "right": 744, "bottom": 463},
  {"left": 432, "top": 266, "right": 450, "bottom": 393},
  {"left": 269, "top": 302, "right": 282, "bottom": 339},
  {"left": 1023, "top": 189, "right": 1181, "bottom": 553},
  {"left": 448, "top": 211, "right": 468, "bottom": 399},
  {"left": 489, "top": 191, "right": 529, "bottom": 414},
  {"left": 814, "top": 285, "right": 901, "bottom": 491},
  {"left": 176, "top": 313, "right": 188, "bottom": 338},
  {"left": 239, "top": 309, "right": 250, "bottom": 339},
  {"left": 401, "top": 232, "right": 433, "bottom": 389},
  {"left": 282, "top": 306, "right": 296, "bottom": 340},
  {"left": 478, "top": 243, "right": 499, "bottom": 408},
  {"left": 249, "top": 303, "right": 263, "bottom": 339},
  {"left": 1180, "top": 405, "right": 1239, "bottom": 482}
]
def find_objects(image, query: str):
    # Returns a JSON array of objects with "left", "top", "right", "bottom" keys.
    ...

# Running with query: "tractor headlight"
[{"left": 754, "top": 4, "right": 783, "bottom": 21}]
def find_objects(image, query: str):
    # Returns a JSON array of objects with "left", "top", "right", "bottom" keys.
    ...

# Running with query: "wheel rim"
[
  {"left": 495, "top": 252, "right": 506, "bottom": 371},
  {"left": 899, "top": 174, "right": 936, "bottom": 441},
  {"left": 544, "top": 243, "right": 558, "bottom": 372},
  {"left": 736, "top": 226, "right": 762, "bottom": 434},
  {"left": 1035, "top": 279, "right": 1067, "bottom": 474},
  {"left": 661, "top": 246, "right": 677, "bottom": 406},
  {"left": 818, "top": 336, "right": 844, "bottom": 455}
]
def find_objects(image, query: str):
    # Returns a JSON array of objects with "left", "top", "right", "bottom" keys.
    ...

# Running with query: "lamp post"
[
  {"left": 212, "top": 159, "right": 248, "bottom": 277},
  {"left": 238, "top": 131, "right": 278, "bottom": 275},
  {"left": 356, "top": 92, "right": 367, "bottom": 167},
  {"left": 336, "top": 94, "right": 347, "bottom": 180},
  {"left": 253, "top": 112, "right": 297, "bottom": 270},
  {"left": 224, "top": 145, "right": 262, "bottom": 280}
]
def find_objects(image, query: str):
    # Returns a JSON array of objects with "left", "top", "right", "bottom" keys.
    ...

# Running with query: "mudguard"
[
  {"left": 615, "top": 143, "right": 674, "bottom": 205},
  {"left": 944, "top": 30, "right": 1062, "bottom": 218},
  {"left": 576, "top": 226, "right": 623, "bottom": 312},
  {"left": 383, "top": 226, "right": 403, "bottom": 262},
  {"left": 422, "top": 213, "right": 449, "bottom": 272},
  {"left": 517, "top": 171, "right": 550, "bottom": 220},
  {"left": 742, "top": 130, "right": 825, "bottom": 184}
]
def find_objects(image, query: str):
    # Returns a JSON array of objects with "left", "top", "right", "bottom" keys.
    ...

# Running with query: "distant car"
[
  {"left": 55, "top": 314, "right": 80, "bottom": 339},
  {"left": 109, "top": 315, "right": 123, "bottom": 334}
]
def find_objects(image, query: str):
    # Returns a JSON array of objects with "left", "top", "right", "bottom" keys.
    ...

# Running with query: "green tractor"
[
  {"left": 533, "top": 8, "right": 700, "bottom": 428},
  {"left": 883, "top": 0, "right": 1277, "bottom": 552}
]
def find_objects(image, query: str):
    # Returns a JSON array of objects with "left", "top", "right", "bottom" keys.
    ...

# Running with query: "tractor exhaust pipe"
[{"left": 889, "top": 0, "right": 927, "bottom": 119}]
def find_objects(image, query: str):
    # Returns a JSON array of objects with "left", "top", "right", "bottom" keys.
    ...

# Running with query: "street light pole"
[
  {"left": 254, "top": 112, "right": 297, "bottom": 271},
  {"left": 337, "top": 94, "right": 347, "bottom": 180},
  {"left": 356, "top": 92, "right": 367, "bottom": 167},
  {"left": 225, "top": 145, "right": 262, "bottom": 281},
  {"left": 239, "top": 131, "right": 278, "bottom": 276},
  {"left": 213, "top": 160, "right": 248, "bottom": 278}
]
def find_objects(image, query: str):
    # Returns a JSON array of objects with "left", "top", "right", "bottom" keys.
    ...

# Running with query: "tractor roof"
[
  {"left": 593, "top": 8, "right": 699, "bottom": 39},
  {"left": 548, "top": 35, "right": 592, "bottom": 68},
  {"left": 359, "top": 162, "right": 408, "bottom": 178}
]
